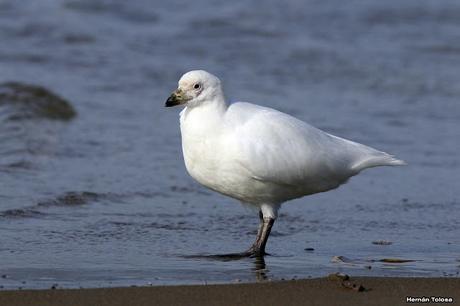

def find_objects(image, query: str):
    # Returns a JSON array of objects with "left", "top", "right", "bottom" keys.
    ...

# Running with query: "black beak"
[{"left": 165, "top": 93, "right": 179, "bottom": 107}]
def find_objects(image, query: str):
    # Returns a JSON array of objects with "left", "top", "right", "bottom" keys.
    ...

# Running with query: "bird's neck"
[
  {"left": 179, "top": 96, "right": 227, "bottom": 175},
  {"left": 180, "top": 95, "right": 227, "bottom": 127}
]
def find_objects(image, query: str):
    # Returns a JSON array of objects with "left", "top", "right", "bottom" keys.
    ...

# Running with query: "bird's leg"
[
  {"left": 257, "top": 217, "right": 274, "bottom": 255},
  {"left": 203, "top": 211, "right": 274, "bottom": 259},
  {"left": 246, "top": 210, "right": 264, "bottom": 252},
  {"left": 244, "top": 211, "right": 275, "bottom": 257}
]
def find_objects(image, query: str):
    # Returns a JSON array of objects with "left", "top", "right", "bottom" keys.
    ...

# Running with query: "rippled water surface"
[{"left": 1, "top": 0, "right": 460, "bottom": 289}]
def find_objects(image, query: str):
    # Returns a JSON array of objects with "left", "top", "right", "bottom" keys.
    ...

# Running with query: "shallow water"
[{"left": 1, "top": 0, "right": 460, "bottom": 289}]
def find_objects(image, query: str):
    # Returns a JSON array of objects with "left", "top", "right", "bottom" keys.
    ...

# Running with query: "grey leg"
[
  {"left": 245, "top": 211, "right": 275, "bottom": 256},
  {"left": 257, "top": 217, "right": 274, "bottom": 255},
  {"left": 252, "top": 210, "right": 264, "bottom": 247},
  {"left": 200, "top": 211, "right": 275, "bottom": 259}
]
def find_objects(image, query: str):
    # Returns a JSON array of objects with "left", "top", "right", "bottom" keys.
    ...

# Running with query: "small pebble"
[
  {"left": 380, "top": 258, "right": 415, "bottom": 263},
  {"left": 328, "top": 272, "right": 349, "bottom": 281},
  {"left": 342, "top": 280, "right": 365, "bottom": 292},
  {"left": 372, "top": 240, "right": 392, "bottom": 245},
  {"left": 331, "top": 255, "right": 353, "bottom": 263},
  {"left": 331, "top": 255, "right": 343, "bottom": 263}
]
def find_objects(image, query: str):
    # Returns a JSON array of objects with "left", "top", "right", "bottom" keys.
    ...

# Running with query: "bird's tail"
[{"left": 350, "top": 152, "right": 406, "bottom": 173}]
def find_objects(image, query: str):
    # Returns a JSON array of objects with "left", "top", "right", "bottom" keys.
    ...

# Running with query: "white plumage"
[{"left": 166, "top": 70, "right": 405, "bottom": 255}]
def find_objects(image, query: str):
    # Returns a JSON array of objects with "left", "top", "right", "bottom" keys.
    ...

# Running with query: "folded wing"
[{"left": 225, "top": 102, "right": 403, "bottom": 194}]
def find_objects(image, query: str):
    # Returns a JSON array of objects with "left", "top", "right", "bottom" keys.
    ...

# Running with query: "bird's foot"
[
  {"left": 200, "top": 247, "right": 267, "bottom": 260},
  {"left": 241, "top": 246, "right": 268, "bottom": 258}
]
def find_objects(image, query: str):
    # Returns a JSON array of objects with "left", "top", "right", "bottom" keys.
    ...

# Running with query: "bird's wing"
[{"left": 224, "top": 103, "right": 359, "bottom": 190}]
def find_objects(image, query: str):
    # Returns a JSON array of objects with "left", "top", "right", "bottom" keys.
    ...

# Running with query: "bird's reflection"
[
  {"left": 251, "top": 255, "right": 268, "bottom": 281},
  {"left": 181, "top": 253, "right": 270, "bottom": 282}
]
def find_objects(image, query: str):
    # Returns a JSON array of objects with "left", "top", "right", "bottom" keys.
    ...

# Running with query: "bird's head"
[{"left": 165, "top": 70, "right": 223, "bottom": 108}]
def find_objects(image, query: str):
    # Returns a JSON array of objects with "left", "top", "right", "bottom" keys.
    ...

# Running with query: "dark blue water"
[{"left": 1, "top": 0, "right": 459, "bottom": 289}]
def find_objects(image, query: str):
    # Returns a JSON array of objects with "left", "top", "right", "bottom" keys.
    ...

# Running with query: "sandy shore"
[{"left": 1, "top": 277, "right": 459, "bottom": 306}]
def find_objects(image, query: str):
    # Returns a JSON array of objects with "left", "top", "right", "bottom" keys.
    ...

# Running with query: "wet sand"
[{"left": 1, "top": 277, "right": 459, "bottom": 306}]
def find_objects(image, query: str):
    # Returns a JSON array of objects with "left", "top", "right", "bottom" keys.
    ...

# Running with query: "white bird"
[{"left": 165, "top": 70, "right": 405, "bottom": 257}]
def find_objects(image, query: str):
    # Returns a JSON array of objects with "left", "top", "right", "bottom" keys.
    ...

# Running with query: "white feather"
[{"left": 175, "top": 71, "right": 405, "bottom": 218}]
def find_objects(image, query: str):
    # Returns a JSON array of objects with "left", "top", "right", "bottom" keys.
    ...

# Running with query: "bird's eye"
[{"left": 193, "top": 83, "right": 201, "bottom": 89}]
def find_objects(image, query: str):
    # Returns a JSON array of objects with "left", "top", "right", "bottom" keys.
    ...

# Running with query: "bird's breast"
[{"left": 180, "top": 131, "right": 255, "bottom": 201}]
